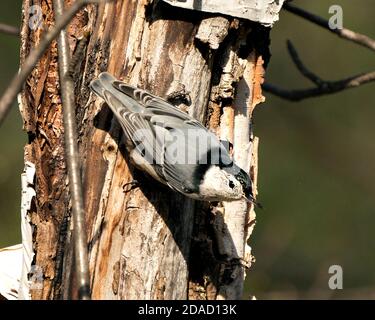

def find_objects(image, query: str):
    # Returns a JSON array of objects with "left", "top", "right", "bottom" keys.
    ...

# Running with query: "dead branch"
[
  {"left": 54, "top": 0, "right": 90, "bottom": 300},
  {"left": 263, "top": 71, "right": 375, "bottom": 101},
  {"left": 263, "top": 4, "right": 375, "bottom": 101},
  {"left": 0, "top": 23, "right": 19, "bottom": 36},
  {"left": 286, "top": 40, "right": 323, "bottom": 86},
  {"left": 264, "top": 41, "right": 375, "bottom": 101},
  {"left": 284, "top": 2, "right": 375, "bottom": 52}
]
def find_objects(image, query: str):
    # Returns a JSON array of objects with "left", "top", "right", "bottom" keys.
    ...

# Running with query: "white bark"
[
  {"left": 162, "top": 0, "right": 285, "bottom": 26},
  {"left": 0, "top": 245, "right": 23, "bottom": 300},
  {"left": 18, "top": 161, "right": 36, "bottom": 300}
]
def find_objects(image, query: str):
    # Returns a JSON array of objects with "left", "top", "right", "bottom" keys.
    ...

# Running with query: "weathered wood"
[
  {"left": 162, "top": 0, "right": 285, "bottom": 26},
  {"left": 19, "top": 0, "right": 269, "bottom": 299},
  {"left": 19, "top": 0, "right": 86, "bottom": 299}
]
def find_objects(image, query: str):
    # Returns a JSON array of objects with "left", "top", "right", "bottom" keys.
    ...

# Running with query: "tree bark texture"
[{"left": 19, "top": 0, "right": 268, "bottom": 300}]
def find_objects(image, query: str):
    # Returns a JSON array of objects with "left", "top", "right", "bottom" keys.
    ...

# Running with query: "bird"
[{"left": 90, "top": 72, "right": 260, "bottom": 206}]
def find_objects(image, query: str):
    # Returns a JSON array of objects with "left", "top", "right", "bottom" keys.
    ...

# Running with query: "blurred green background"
[
  {"left": 0, "top": 0, "right": 23, "bottom": 247},
  {"left": 0, "top": 0, "right": 374, "bottom": 299}
]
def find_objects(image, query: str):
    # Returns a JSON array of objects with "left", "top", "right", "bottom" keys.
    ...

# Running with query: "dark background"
[{"left": 0, "top": 0, "right": 374, "bottom": 299}]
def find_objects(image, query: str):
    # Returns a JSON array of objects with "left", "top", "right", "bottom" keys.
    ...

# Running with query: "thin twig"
[
  {"left": 286, "top": 40, "right": 323, "bottom": 86},
  {"left": 0, "top": 23, "right": 19, "bottom": 36},
  {"left": 53, "top": 0, "right": 91, "bottom": 300},
  {"left": 284, "top": 3, "right": 375, "bottom": 52},
  {"left": 0, "top": 0, "right": 103, "bottom": 126}
]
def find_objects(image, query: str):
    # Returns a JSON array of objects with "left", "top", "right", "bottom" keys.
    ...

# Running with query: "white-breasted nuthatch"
[{"left": 90, "top": 72, "right": 259, "bottom": 205}]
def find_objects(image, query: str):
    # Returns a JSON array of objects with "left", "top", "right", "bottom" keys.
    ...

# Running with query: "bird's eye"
[{"left": 229, "top": 180, "right": 235, "bottom": 189}]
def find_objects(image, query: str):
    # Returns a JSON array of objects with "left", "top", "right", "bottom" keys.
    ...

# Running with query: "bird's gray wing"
[
  {"left": 94, "top": 86, "right": 164, "bottom": 169},
  {"left": 162, "top": 163, "right": 200, "bottom": 194},
  {"left": 92, "top": 72, "right": 198, "bottom": 120},
  {"left": 91, "top": 73, "right": 233, "bottom": 194},
  {"left": 113, "top": 81, "right": 205, "bottom": 126},
  {"left": 162, "top": 124, "right": 233, "bottom": 194},
  {"left": 159, "top": 126, "right": 233, "bottom": 195},
  {"left": 112, "top": 79, "right": 214, "bottom": 194}
]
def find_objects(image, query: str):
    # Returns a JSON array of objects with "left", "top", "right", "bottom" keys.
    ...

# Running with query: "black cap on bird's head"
[
  {"left": 222, "top": 163, "right": 262, "bottom": 208},
  {"left": 221, "top": 163, "right": 251, "bottom": 193},
  {"left": 235, "top": 168, "right": 252, "bottom": 195}
]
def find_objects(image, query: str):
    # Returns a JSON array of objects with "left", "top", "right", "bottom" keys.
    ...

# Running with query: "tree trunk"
[{"left": 19, "top": 0, "right": 269, "bottom": 300}]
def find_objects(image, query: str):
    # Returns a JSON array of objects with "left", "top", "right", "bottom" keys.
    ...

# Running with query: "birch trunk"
[{"left": 18, "top": 0, "right": 268, "bottom": 299}]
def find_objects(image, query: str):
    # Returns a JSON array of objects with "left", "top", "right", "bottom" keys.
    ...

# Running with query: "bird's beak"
[{"left": 242, "top": 194, "right": 263, "bottom": 209}]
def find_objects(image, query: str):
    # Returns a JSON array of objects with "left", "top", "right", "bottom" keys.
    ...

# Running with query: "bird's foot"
[{"left": 122, "top": 180, "right": 140, "bottom": 193}]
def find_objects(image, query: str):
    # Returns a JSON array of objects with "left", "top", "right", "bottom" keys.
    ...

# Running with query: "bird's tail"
[
  {"left": 90, "top": 72, "right": 142, "bottom": 115},
  {"left": 89, "top": 72, "right": 117, "bottom": 100}
]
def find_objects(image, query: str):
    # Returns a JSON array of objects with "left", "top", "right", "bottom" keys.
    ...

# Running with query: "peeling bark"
[
  {"left": 19, "top": 0, "right": 269, "bottom": 299},
  {"left": 162, "top": 0, "right": 285, "bottom": 26}
]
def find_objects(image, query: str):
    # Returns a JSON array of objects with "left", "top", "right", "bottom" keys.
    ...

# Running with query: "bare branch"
[
  {"left": 284, "top": 3, "right": 375, "bottom": 52},
  {"left": 263, "top": 70, "right": 375, "bottom": 101},
  {"left": 53, "top": 0, "right": 91, "bottom": 300},
  {"left": 264, "top": 4, "right": 375, "bottom": 101},
  {"left": 286, "top": 40, "right": 323, "bottom": 86},
  {"left": 0, "top": 0, "right": 103, "bottom": 126},
  {"left": 0, "top": 23, "right": 19, "bottom": 36}
]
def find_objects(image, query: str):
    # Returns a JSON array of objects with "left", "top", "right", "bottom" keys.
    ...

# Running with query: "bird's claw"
[{"left": 122, "top": 180, "right": 139, "bottom": 193}]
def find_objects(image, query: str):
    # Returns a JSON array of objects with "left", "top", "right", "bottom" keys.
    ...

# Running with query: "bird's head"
[
  {"left": 198, "top": 163, "right": 260, "bottom": 205},
  {"left": 198, "top": 165, "right": 243, "bottom": 201},
  {"left": 221, "top": 163, "right": 262, "bottom": 207}
]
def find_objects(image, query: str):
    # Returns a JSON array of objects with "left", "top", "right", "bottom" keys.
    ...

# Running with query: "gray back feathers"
[{"left": 90, "top": 72, "right": 234, "bottom": 195}]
